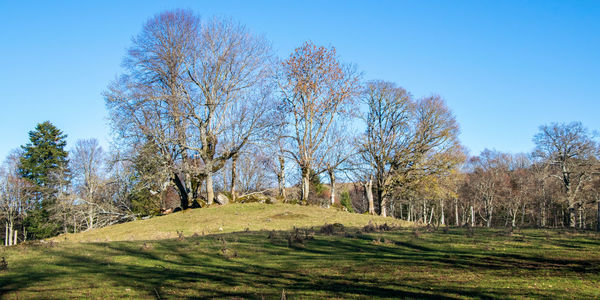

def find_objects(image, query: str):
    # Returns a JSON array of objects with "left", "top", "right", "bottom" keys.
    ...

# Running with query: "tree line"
[{"left": 1, "top": 10, "right": 598, "bottom": 244}]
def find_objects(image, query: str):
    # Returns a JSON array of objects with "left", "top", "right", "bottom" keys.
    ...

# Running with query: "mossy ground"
[{"left": 1, "top": 204, "right": 599, "bottom": 299}]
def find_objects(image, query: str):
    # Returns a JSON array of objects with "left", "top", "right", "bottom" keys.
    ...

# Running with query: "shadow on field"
[{"left": 1, "top": 227, "right": 599, "bottom": 299}]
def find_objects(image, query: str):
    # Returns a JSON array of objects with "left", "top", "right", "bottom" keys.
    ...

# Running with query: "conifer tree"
[{"left": 19, "top": 121, "right": 69, "bottom": 238}]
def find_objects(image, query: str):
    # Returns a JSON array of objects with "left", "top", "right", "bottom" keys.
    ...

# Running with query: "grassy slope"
[
  {"left": 52, "top": 203, "right": 409, "bottom": 242},
  {"left": 0, "top": 204, "right": 599, "bottom": 299}
]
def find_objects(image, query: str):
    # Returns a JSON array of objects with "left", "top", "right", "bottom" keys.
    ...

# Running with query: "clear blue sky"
[{"left": 1, "top": 0, "right": 599, "bottom": 160}]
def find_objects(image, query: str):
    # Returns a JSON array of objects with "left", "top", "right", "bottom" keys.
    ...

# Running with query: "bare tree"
[
  {"left": 534, "top": 122, "right": 598, "bottom": 227},
  {"left": 71, "top": 139, "right": 107, "bottom": 230},
  {"left": 360, "top": 81, "right": 411, "bottom": 217},
  {"left": 465, "top": 150, "right": 510, "bottom": 227},
  {"left": 320, "top": 124, "right": 357, "bottom": 207},
  {"left": 0, "top": 150, "right": 32, "bottom": 245},
  {"left": 360, "top": 81, "right": 461, "bottom": 217},
  {"left": 106, "top": 10, "right": 275, "bottom": 206},
  {"left": 279, "top": 41, "right": 360, "bottom": 204}
]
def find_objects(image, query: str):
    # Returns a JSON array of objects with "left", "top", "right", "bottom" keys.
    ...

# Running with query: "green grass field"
[{"left": 1, "top": 203, "right": 599, "bottom": 299}]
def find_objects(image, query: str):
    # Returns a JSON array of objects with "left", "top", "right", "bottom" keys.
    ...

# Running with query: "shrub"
[
  {"left": 340, "top": 190, "right": 354, "bottom": 212},
  {"left": 0, "top": 257, "right": 7, "bottom": 271},
  {"left": 320, "top": 223, "right": 345, "bottom": 235}
]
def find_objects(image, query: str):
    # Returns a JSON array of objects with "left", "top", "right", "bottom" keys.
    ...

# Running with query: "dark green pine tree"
[{"left": 19, "top": 121, "right": 70, "bottom": 239}]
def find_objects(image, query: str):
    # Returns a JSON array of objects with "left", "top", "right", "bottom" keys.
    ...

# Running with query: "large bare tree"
[
  {"left": 106, "top": 10, "right": 275, "bottom": 206},
  {"left": 279, "top": 41, "right": 360, "bottom": 204},
  {"left": 534, "top": 122, "right": 598, "bottom": 227},
  {"left": 360, "top": 81, "right": 461, "bottom": 217}
]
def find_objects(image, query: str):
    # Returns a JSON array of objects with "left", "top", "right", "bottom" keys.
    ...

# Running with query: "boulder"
[{"left": 215, "top": 193, "right": 230, "bottom": 205}]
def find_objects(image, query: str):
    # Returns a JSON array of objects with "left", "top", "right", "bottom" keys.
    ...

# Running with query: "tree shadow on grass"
[{"left": 1, "top": 227, "right": 599, "bottom": 299}]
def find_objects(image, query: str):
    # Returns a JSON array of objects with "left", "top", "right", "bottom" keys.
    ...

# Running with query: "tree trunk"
[
  {"left": 511, "top": 209, "right": 517, "bottom": 227},
  {"left": 521, "top": 204, "right": 526, "bottom": 227},
  {"left": 13, "top": 230, "right": 17, "bottom": 246},
  {"left": 429, "top": 206, "right": 434, "bottom": 225},
  {"left": 231, "top": 154, "right": 238, "bottom": 203},
  {"left": 541, "top": 200, "right": 546, "bottom": 227},
  {"left": 470, "top": 205, "right": 474, "bottom": 226},
  {"left": 455, "top": 199, "right": 459, "bottom": 226},
  {"left": 301, "top": 167, "right": 310, "bottom": 205},
  {"left": 377, "top": 185, "right": 387, "bottom": 217},
  {"left": 596, "top": 198, "right": 600, "bottom": 232},
  {"left": 5, "top": 223, "right": 7, "bottom": 246},
  {"left": 578, "top": 205, "right": 583, "bottom": 229},
  {"left": 440, "top": 199, "right": 445, "bottom": 225},
  {"left": 278, "top": 156, "right": 286, "bottom": 200},
  {"left": 8, "top": 222, "right": 13, "bottom": 246},
  {"left": 364, "top": 177, "right": 374, "bottom": 215},
  {"left": 185, "top": 172, "right": 193, "bottom": 208},
  {"left": 206, "top": 170, "right": 215, "bottom": 205},
  {"left": 567, "top": 187, "right": 576, "bottom": 228},
  {"left": 399, "top": 203, "right": 403, "bottom": 220},
  {"left": 487, "top": 206, "right": 493, "bottom": 227},
  {"left": 173, "top": 173, "right": 189, "bottom": 209},
  {"left": 328, "top": 169, "right": 335, "bottom": 208}
]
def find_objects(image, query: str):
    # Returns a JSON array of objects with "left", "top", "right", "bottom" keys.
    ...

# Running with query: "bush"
[
  {"left": 23, "top": 208, "right": 60, "bottom": 239},
  {"left": 129, "top": 188, "right": 161, "bottom": 216},
  {"left": 340, "top": 190, "right": 354, "bottom": 212},
  {"left": 320, "top": 223, "right": 345, "bottom": 235},
  {"left": 0, "top": 257, "right": 7, "bottom": 271}
]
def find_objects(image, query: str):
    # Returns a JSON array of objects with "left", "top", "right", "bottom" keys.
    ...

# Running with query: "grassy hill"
[
  {"left": 52, "top": 203, "right": 409, "bottom": 242},
  {"left": 1, "top": 203, "right": 600, "bottom": 299}
]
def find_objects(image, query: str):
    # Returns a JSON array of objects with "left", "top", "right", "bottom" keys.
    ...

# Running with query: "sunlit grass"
[
  {"left": 1, "top": 204, "right": 599, "bottom": 299},
  {"left": 51, "top": 203, "right": 409, "bottom": 242}
]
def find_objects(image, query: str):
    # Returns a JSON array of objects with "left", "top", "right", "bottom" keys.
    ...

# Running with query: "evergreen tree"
[{"left": 18, "top": 121, "right": 69, "bottom": 238}]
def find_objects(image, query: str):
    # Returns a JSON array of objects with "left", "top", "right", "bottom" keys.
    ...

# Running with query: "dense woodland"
[{"left": 2, "top": 10, "right": 599, "bottom": 245}]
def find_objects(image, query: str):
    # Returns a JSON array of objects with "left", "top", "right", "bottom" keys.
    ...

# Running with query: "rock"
[{"left": 216, "top": 193, "right": 229, "bottom": 205}]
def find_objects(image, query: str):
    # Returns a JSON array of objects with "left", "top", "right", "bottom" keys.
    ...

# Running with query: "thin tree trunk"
[
  {"left": 470, "top": 205, "right": 475, "bottom": 226},
  {"left": 579, "top": 205, "right": 583, "bottom": 229},
  {"left": 568, "top": 199, "right": 576, "bottom": 228},
  {"left": 423, "top": 200, "right": 426, "bottom": 223},
  {"left": 278, "top": 156, "right": 286, "bottom": 200},
  {"left": 511, "top": 209, "right": 517, "bottom": 227},
  {"left": 231, "top": 154, "right": 238, "bottom": 203},
  {"left": 521, "top": 204, "right": 526, "bottom": 227},
  {"left": 399, "top": 203, "right": 403, "bottom": 220},
  {"left": 455, "top": 199, "right": 459, "bottom": 226},
  {"left": 328, "top": 170, "right": 335, "bottom": 208},
  {"left": 13, "top": 230, "right": 17, "bottom": 246},
  {"left": 206, "top": 170, "right": 215, "bottom": 205},
  {"left": 377, "top": 184, "right": 387, "bottom": 217},
  {"left": 429, "top": 206, "right": 434, "bottom": 224},
  {"left": 541, "top": 200, "right": 546, "bottom": 227},
  {"left": 440, "top": 199, "right": 445, "bottom": 225},
  {"left": 596, "top": 199, "right": 600, "bottom": 232},
  {"left": 8, "top": 222, "right": 13, "bottom": 246},
  {"left": 365, "top": 177, "right": 374, "bottom": 215},
  {"left": 5, "top": 223, "right": 7, "bottom": 246}
]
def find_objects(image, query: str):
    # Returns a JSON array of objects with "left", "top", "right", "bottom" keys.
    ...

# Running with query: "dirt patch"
[{"left": 269, "top": 211, "right": 308, "bottom": 220}]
